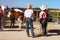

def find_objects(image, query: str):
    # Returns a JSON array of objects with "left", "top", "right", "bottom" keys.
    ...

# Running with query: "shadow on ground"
[
  {"left": 48, "top": 29, "right": 60, "bottom": 36},
  {"left": 32, "top": 29, "right": 60, "bottom": 38}
]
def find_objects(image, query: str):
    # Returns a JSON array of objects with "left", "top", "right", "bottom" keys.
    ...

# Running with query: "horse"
[
  {"left": 7, "top": 8, "right": 24, "bottom": 28},
  {"left": 0, "top": 5, "right": 9, "bottom": 30}
]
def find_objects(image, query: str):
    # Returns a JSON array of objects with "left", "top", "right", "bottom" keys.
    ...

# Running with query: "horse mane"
[{"left": 14, "top": 9, "right": 23, "bottom": 13}]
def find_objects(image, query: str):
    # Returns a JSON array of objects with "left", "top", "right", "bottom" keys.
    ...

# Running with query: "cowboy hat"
[
  {"left": 26, "top": 4, "right": 32, "bottom": 9},
  {"left": 40, "top": 5, "right": 47, "bottom": 10}
]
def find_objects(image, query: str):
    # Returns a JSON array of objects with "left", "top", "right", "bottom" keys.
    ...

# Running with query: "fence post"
[
  {"left": 37, "top": 11, "right": 39, "bottom": 21},
  {"left": 57, "top": 12, "right": 58, "bottom": 24}
]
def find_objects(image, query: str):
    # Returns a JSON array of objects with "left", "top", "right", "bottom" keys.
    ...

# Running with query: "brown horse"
[{"left": 7, "top": 9, "right": 24, "bottom": 28}]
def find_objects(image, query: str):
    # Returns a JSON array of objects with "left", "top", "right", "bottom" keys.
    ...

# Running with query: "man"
[
  {"left": 39, "top": 5, "right": 48, "bottom": 36},
  {"left": 0, "top": 6, "right": 3, "bottom": 30},
  {"left": 4, "top": 6, "right": 10, "bottom": 18},
  {"left": 24, "top": 4, "right": 34, "bottom": 37}
]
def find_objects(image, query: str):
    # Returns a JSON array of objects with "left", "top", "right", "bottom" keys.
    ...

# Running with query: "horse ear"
[
  {"left": 11, "top": 9, "right": 14, "bottom": 12},
  {"left": 11, "top": 10, "right": 13, "bottom": 12}
]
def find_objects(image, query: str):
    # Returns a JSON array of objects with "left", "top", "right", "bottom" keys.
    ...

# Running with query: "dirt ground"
[{"left": 0, "top": 21, "right": 60, "bottom": 40}]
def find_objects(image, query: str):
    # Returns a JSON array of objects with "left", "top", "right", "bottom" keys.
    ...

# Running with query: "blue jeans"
[
  {"left": 26, "top": 18, "right": 34, "bottom": 37},
  {"left": 40, "top": 19, "right": 47, "bottom": 35}
]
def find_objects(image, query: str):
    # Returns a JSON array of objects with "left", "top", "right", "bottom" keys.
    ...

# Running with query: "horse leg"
[
  {"left": 11, "top": 19, "right": 12, "bottom": 28},
  {"left": 19, "top": 20, "right": 22, "bottom": 29},
  {"left": 12, "top": 18, "right": 15, "bottom": 28},
  {"left": 17, "top": 18, "right": 22, "bottom": 29},
  {"left": 13, "top": 20, "right": 15, "bottom": 28},
  {"left": 11, "top": 18, "right": 14, "bottom": 28}
]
